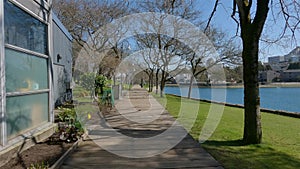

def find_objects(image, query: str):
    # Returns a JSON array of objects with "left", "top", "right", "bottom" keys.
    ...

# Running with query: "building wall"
[
  {"left": 281, "top": 70, "right": 300, "bottom": 82},
  {"left": 0, "top": 0, "right": 72, "bottom": 152},
  {"left": 259, "top": 70, "right": 280, "bottom": 83},
  {"left": 0, "top": 0, "right": 51, "bottom": 146},
  {"left": 52, "top": 15, "right": 72, "bottom": 106}
]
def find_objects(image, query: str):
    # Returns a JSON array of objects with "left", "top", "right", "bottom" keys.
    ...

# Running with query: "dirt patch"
[{"left": 1, "top": 138, "right": 73, "bottom": 169}]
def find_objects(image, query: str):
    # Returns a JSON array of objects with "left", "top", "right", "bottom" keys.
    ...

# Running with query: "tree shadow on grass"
[
  {"left": 203, "top": 140, "right": 300, "bottom": 169},
  {"left": 204, "top": 139, "right": 244, "bottom": 146}
]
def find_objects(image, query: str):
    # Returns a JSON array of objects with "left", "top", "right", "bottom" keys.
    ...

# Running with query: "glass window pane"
[
  {"left": 4, "top": 0, "right": 48, "bottom": 54},
  {"left": 6, "top": 93, "right": 49, "bottom": 138},
  {"left": 5, "top": 48, "right": 48, "bottom": 93}
]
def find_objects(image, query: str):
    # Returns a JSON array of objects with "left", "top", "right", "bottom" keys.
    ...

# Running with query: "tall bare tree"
[
  {"left": 206, "top": 0, "right": 299, "bottom": 144},
  {"left": 135, "top": 0, "right": 203, "bottom": 97},
  {"left": 52, "top": 0, "right": 129, "bottom": 74},
  {"left": 133, "top": 36, "right": 158, "bottom": 92},
  {"left": 185, "top": 27, "right": 242, "bottom": 99}
]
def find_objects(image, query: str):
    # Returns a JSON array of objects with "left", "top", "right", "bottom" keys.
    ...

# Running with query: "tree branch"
[
  {"left": 231, "top": 0, "right": 240, "bottom": 36},
  {"left": 204, "top": 0, "right": 219, "bottom": 33},
  {"left": 279, "top": 0, "right": 299, "bottom": 42}
]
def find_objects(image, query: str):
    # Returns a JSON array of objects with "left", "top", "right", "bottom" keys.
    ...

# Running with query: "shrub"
[{"left": 57, "top": 108, "right": 84, "bottom": 142}]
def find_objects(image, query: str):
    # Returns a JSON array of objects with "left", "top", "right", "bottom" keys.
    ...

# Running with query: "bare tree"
[
  {"left": 133, "top": 37, "right": 158, "bottom": 92},
  {"left": 134, "top": 0, "right": 203, "bottom": 97},
  {"left": 185, "top": 27, "right": 241, "bottom": 99},
  {"left": 134, "top": 33, "right": 187, "bottom": 96},
  {"left": 205, "top": 0, "right": 299, "bottom": 144},
  {"left": 52, "top": 0, "right": 129, "bottom": 74},
  {"left": 97, "top": 48, "right": 121, "bottom": 78}
]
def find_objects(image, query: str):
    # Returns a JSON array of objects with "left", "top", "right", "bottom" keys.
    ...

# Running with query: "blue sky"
[
  {"left": 196, "top": 1, "right": 300, "bottom": 62},
  {"left": 125, "top": 0, "right": 299, "bottom": 62}
]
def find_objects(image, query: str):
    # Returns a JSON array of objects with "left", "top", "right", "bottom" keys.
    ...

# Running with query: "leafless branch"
[
  {"left": 279, "top": 0, "right": 299, "bottom": 43},
  {"left": 204, "top": 0, "right": 219, "bottom": 33},
  {"left": 231, "top": 0, "right": 240, "bottom": 36}
]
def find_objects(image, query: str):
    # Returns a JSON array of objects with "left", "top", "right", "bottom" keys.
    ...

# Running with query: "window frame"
[
  {"left": 6, "top": 92, "right": 50, "bottom": 138},
  {"left": 0, "top": 0, "right": 6, "bottom": 146},
  {"left": 9, "top": 0, "right": 49, "bottom": 25},
  {"left": 4, "top": 0, "right": 49, "bottom": 55},
  {"left": 0, "top": 0, "right": 53, "bottom": 146}
]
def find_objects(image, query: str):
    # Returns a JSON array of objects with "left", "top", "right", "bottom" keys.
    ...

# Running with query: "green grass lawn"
[
  {"left": 154, "top": 94, "right": 300, "bottom": 169},
  {"left": 72, "top": 86, "right": 90, "bottom": 98}
]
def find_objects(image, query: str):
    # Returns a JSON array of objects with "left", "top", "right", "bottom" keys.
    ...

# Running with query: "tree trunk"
[
  {"left": 235, "top": 0, "right": 270, "bottom": 145},
  {"left": 160, "top": 70, "right": 165, "bottom": 97},
  {"left": 242, "top": 37, "right": 262, "bottom": 144},
  {"left": 149, "top": 71, "right": 154, "bottom": 92},
  {"left": 148, "top": 76, "right": 152, "bottom": 92},
  {"left": 160, "top": 82, "right": 165, "bottom": 97},
  {"left": 187, "top": 75, "right": 194, "bottom": 99},
  {"left": 155, "top": 69, "right": 159, "bottom": 94}
]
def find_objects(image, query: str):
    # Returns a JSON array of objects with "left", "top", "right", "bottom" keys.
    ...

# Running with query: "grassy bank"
[{"left": 154, "top": 94, "right": 300, "bottom": 169}]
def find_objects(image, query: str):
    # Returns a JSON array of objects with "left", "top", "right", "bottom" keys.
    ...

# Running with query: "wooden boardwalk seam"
[{"left": 60, "top": 86, "right": 223, "bottom": 169}]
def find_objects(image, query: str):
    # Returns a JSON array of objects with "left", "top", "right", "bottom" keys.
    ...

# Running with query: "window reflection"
[
  {"left": 6, "top": 93, "right": 49, "bottom": 138},
  {"left": 5, "top": 48, "right": 48, "bottom": 93},
  {"left": 4, "top": 0, "right": 48, "bottom": 54}
]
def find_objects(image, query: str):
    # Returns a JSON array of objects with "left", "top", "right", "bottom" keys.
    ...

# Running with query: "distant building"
[
  {"left": 280, "top": 70, "right": 300, "bottom": 82},
  {"left": 259, "top": 70, "right": 280, "bottom": 83},
  {"left": 269, "top": 62, "right": 289, "bottom": 71},
  {"left": 289, "top": 56, "right": 300, "bottom": 63},
  {"left": 268, "top": 47, "right": 300, "bottom": 64},
  {"left": 261, "top": 46, "right": 300, "bottom": 82},
  {"left": 268, "top": 56, "right": 285, "bottom": 64}
]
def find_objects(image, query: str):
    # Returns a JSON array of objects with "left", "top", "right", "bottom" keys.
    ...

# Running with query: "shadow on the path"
[{"left": 114, "top": 128, "right": 167, "bottom": 138}]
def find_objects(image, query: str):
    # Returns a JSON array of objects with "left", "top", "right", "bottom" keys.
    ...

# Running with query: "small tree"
[{"left": 95, "top": 75, "right": 108, "bottom": 96}]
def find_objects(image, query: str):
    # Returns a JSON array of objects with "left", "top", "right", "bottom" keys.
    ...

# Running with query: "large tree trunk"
[
  {"left": 236, "top": 0, "right": 270, "bottom": 144},
  {"left": 242, "top": 37, "right": 262, "bottom": 144}
]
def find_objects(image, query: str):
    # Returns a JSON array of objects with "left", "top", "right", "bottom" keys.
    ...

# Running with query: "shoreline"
[
  {"left": 166, "top": 94, "right": 300, "bottom": 118},
  {"left": 166, "top": 82, "right": 300, "bottom": 88}
]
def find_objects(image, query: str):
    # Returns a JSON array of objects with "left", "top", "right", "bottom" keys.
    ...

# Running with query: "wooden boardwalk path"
[{"left": 60, "top": 86, "right": 223, "bottom": 169}]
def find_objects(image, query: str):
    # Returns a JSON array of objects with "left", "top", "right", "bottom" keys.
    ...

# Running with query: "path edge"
[{"left": 49, "top": 133, "right": 87, "bottom": 169}]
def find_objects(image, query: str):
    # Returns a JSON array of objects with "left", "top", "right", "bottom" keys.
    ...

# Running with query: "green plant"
[
  {"left": 57, "top": 108, "right": 84, "bottom": 142},
  {"left": 95, "top": 74, "right": 108, "bottom": 95},
  {"left": 27, "top": 161, "right": 49, "bottom": 169},
  {"left": 73, "top": 86, "right": 89, "bottom": 98},
  {"left": 57, "top": 107, "right": 76, "bottom": 122}
]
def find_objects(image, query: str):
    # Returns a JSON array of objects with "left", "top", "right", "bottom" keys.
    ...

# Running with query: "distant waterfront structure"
[
  {"left": 268, "top": 47, "right": 300, "bottom": 64},
  {"left": 259, "top": 70, "right": 280, "bottom": 83},
  {"left": 280, "top": 69, "right": 300, "bottom": 82},
  {"left": 260, "top": 47, "right": 300, "bottom": 83}
]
